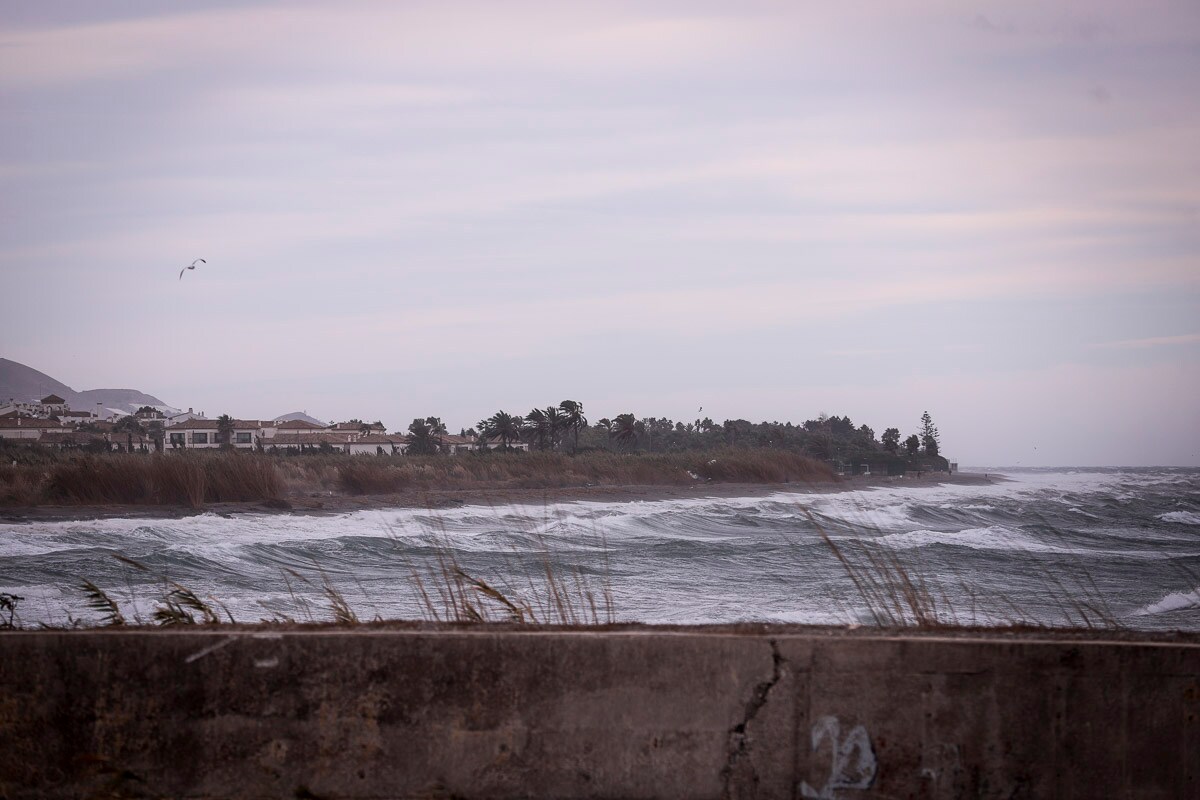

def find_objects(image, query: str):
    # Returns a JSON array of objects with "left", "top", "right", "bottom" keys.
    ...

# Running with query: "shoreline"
[{"left": 0, "top": 471, "right": 1001, "bottom": 523}]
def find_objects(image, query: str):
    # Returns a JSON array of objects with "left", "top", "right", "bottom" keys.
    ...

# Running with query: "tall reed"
[{"left": 1, "top": 447, "right": 833, "bottom": 508}]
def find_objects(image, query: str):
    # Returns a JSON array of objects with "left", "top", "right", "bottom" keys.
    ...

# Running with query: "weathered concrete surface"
[{"left": 0, "top": 627, "right": 1197, "bottom": 798}]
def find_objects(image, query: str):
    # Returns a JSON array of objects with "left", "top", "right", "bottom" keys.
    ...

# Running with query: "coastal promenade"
[{"left": 1, "top": 625, "right": 1196, "bottom": 798}]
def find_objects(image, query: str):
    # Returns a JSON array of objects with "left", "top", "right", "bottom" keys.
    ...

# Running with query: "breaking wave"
[
  {"left": 1130, "top": 587, "right": 1200, "bottom": 616},
  {"left": 1158, "top": 511, "right": 1200, "bottom": 525},
  {"left": 1, "top": 467, "right": 1198, "bottom": 630}
]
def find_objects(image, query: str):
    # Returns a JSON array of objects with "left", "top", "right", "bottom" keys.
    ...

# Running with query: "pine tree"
[{"left": 920, "top": 411, "right": 940, "bottom": 458}]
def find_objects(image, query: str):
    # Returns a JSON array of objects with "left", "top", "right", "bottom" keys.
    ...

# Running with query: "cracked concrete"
[
  {"left": 720, "top": 638, "right": 783, "bottom": 800},
  {"left": 0, "top": 627, "right": 1196, "bottom": 798}
]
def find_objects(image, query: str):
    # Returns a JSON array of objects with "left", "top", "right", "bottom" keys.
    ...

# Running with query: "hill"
[
  {"left": 0, "top": 358, "right": 174, "bottom": 416},
  {"left": 272, "top": 411, "right": 327, "bottom": 426}
]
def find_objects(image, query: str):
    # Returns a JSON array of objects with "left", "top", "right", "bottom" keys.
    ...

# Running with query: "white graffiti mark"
[{"left": 799, "top": 716, "right": 877, "bottom": 799}]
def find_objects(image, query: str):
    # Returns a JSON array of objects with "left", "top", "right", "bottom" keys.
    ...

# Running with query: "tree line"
[
  {"left": 91, "top": 402, "right": 946, "bottom": 468},
  {"left": 408, "top": 402, "right": 945, "bottom": 467}
]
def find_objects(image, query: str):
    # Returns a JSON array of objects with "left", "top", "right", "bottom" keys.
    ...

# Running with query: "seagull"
[{"left": 179, "top": 258, "right": 205, "bottom": 280}]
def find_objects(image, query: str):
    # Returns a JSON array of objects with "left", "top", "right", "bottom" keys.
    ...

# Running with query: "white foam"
[
  {"left": 0, "top": 535, "right": 83, "bottom": 558},
  {"left": 876, "top": 525, "right": 1067, "bottom": 553},
  {"left": 1158, "top": 511, "right": 1200, "bottom": 525},
  {"left": 1130, "top": 587, "right": 1200, "bottom": 616},
  {"left": 812, "top": 497, "right": 917, "bottom": 530}
]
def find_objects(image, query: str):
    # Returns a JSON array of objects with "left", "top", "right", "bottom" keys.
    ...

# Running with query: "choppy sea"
[{"left": 1, "top": 468, "right": 1197, "bottom": 630}]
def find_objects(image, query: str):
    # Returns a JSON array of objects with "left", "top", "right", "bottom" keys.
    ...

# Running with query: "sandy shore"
[{"left": 0, "top": 471, "right": 1002, "bottom": 523}]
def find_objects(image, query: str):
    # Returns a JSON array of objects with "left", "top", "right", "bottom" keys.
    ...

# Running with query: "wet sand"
[{"left": 0, "top": 472, "right": 1001, "bottom": 523}]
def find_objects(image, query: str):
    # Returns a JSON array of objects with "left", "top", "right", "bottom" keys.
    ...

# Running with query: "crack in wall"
[{"left": 721, "top": 638, "right": 784, "bottom": 800}]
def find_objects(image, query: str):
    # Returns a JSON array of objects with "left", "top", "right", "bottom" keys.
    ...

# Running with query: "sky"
[{"left": 1, "top": 0, "right": 1198, "bottom": 467}]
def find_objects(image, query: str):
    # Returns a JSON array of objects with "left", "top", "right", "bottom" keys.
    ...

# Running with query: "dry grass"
[
  {"left": 0, "top": 464, "right": 43, "bottom": 506},
  {"left": 0, "top": 448, "right": 833, "bottom": 508},
  {"left": 388, "top": 510, "right": 615, "bottom": 626},
  {"left": 337, "top": 461, "right": 412, "bottom": 495},
  {"left": 37, "top": 453, "right": 281, "bottom": 508},
  {"left": 805, "top": 506, "right": 1123, "bottom": 630},
  {"left": 314, "top": 449, "right": 834, "bottom": 493}
]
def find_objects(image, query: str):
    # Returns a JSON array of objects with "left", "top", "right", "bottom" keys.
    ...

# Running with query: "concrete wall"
[{"left": 0, "top": 627, "right": 1196, "bottom": 798}]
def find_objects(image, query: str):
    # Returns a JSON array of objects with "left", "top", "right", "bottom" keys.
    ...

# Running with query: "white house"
[
  {"left": 1, "top": 394, "right": 69, "bottom": 419},
  {"left": 166, "top": 419, "right": 262, "bottom": 450},
  {"left": 460, "top": 435, "right": 530, "bottom": 453},
  {"left": 0, "top": 416, "right": 65, "bottom": 441},
  {"left": 37, "top": 431, "right": 112, "bottom": 450},
  {"left": 60, "top": 409, "right": 99, "bottom": 426},
  {"left": 347, "top": 434, "right": 408, "bottom": 455},
  {"left": 166, "top": 408, "right": 208, "bottom": 427},
  {"left": 267, "top": 432, "right": 353, "bottom": 453}
]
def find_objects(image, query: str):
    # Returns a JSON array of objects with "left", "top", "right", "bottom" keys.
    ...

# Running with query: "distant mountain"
[
  {"left": 272, "top": 411, "right": 327, "bottom": 426},
  {"left": 0, "top": 358, "right": 176, "bottom": 416}
]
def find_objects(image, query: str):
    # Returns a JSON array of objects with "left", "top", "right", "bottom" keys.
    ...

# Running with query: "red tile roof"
[
  {"left": 354, "top": 434, "right": 409, "bottom": 445},
  {"left": 168, "top": 418, "right": 218, "bottom": 429},
  {"left": 0, "top": 417, "right": 63, "bottom": 429},
  {"left": 169, "top": 419, "right": 262, "bottom": 431},
  {"left": 275, "top": 419, "right": 325, "bottom": 430}
]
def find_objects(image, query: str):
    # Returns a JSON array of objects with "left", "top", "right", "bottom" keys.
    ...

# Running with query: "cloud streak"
[
  {"left": 1, "top": 0, "right": 1198, "bottom": 464},
  {"left": 1098, "top": 333, "right": 1200, "bottom": 349}
]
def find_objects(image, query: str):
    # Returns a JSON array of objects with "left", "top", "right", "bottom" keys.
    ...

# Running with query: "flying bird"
[{"left": 179, "top": 258, "right": 205, "bottom": 280}]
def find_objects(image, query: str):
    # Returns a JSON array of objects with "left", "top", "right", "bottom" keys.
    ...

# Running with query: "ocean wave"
[
  {"left": 816, "top": 500, "right": 917, "bottom": 530},
  {"left": 876, "top": 526, "right": 1088, "bottom": 554},
  {"left": 0, "top": 535, "right": 87, "bottom": 558},
  {"left": 1130, "top": 587, "right": 1200, "bottom": 616},
  {"left": 4, "top": 467, "right": 1199, "bottom": 630},
  {"left": 1158, "top": 511, "right": 1200, "bottom": 525}
]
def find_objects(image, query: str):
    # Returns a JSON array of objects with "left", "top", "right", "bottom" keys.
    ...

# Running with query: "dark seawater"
[{"left": 1, "top": 468, "right": 1197, "bottom": 630}]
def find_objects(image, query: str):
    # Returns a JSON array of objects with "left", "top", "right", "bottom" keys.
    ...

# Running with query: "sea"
[{"left": 1, "top": 468, "right": 1197, "bottom": 631}]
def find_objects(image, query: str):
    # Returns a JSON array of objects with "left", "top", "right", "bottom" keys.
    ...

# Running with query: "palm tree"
[
  {"left": 478, "top": 411, "right": 524, "bottom": 451},
  {"left": 407, "top": 416, "right": 447, "bottom": 455},
  {"left": 559, "top": 400, "right": 587, "bottom": 454},
  {"left": 543, "top": 405, "right": 565, "bottom": 451},
  {"left": 525, "top": 406, "right": 566, "bottom": 451},
  {"left": 596, "top": 418, "right": 614, "bottom": 450},
  {"left": 612, "top": 413, "right": 638, "bottom": 451},
  {"left": 525, "top": 408, "right": 550, "bottom": 451}
]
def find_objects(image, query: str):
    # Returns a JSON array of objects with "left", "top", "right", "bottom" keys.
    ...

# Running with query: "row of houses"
[
  {"left": 164, "top": 418, "right": 413, "bottom": 454},
  {"left": 0, "top": 398, "right": 526, "bottom": 455},
  {"left": 161, "top": 418, "right": 500, "bottom": 455}
]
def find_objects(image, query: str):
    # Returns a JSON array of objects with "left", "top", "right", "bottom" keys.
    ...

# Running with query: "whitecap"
[
  {"left": 1158, "top": 511, "right": 1200, "bottom": 525},
  {"left": 0, "top": 535, "right": 84, "bottom": 558},
  {"left": 877, "top": 526, "right": 1076, "bottom": 554},
  {"left": 1130, "top": 587, "right": 1200, "bottom": 616}
]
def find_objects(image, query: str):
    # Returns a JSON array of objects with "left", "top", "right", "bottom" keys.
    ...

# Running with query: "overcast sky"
[{"left": 2, "top": 1, "right": 1198, "bottom": 466}]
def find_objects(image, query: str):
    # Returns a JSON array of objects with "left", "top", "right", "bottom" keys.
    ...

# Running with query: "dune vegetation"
[{"left": 0, "top": 447, "right": 835, "bottom": 509}]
